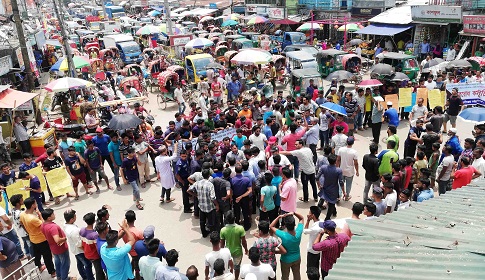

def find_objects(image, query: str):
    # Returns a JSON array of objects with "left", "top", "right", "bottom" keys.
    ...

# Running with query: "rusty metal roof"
[{"left": 327, "top": 183, "right": 485, "bottom": 279}]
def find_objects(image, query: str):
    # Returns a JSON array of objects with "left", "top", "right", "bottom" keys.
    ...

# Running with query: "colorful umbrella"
[
  {"left": 148, "top": 10, "right": 161, "bottom": 17},
  {"left": 358, "top": 79, "right": 383, "bottom": 87},
  {"left": 320, "top": 102, "right": 347, "bottom": 116},
  {"left": 296, "top": 22, "right": 322, "bottom": 32},
  {"left": 230, "top": 49, "right": 272, "bottom": 65},
  {"left": 468, "top": 56, "right": 485, "bottom": 67},
  {"left": 159, "top": 24, "right": 182, "bottom": 35},
  {"left": 247, "top": 16, "right": 269, "bottom": 26},
  {"left": 185, "top": 38, "right": 214, "bottom": 49},
  {"left": 223, "top": 13, "right": 241, "bottom": 21},
  {"left": 52, "top": 56, "right": 90, "bottom": 72},
  {"left": 337, "top": 24, "right": 360, "bottom": 32},
  {"left": 459, "top": 107, "right": 485, "bottom": 123},
  {"left": 136, "top": 25, "right": 160, "bottom": 35},
  {"left": 45, "top": 77, "right": 92, "bottom": 92},
  {"left": 199, "top": 16, "right": 214, "bottom": 22},
  {"left": 221, "top": 20, "right": 238, "bottom": 27}
]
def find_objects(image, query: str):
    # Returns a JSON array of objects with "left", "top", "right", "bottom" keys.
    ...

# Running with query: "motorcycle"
[{"left": 51, "top": 91, "right": 71, "bottom": 111}]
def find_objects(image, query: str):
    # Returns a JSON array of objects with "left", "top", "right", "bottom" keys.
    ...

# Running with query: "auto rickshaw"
[
  {"left": 87, "top": 46, "right": 100, "bottom": 59},
  {"left": 184, "top": 53, "right": 214, "bottom": 83},
  {"left": 341, "top": 54, "right": 362, "bottom": 73},
  {"left": 157, "top": 70, "right": 180, "bottom": 109},
  {"left": 316, "top": 49, "right": 347, "bottom": 77},
  {"left": 99, "top": 49, "right": 117, "bottom": 71},
  {"left": 240, "top": 32, "right": 261, "bottom": 47},
  {"left": 286, "top": 51, "right": 318, "bottom": 71},
  {"left": 90, "top": 58, "right": 103, "bottom": 73},
  {"left": 290, "top": 68, "right": 323, "bottom": 97},
  {"left": 224, "top": 51, "right": 238, "bottom": 67},
  {"left": 378, "top": 52, "right": 419, "bottom": 80},
  {"left": 215, "top": 45, "right": 228, "bottom": 62},
  {"left": 226, "top": 34, "right": 245, "bottom": 48},
  {"left": 119, "top": 76, "right": 147, "bottom": 97},
  {"left": 231, "top": 38, "right": 253, "bottom": 51}
]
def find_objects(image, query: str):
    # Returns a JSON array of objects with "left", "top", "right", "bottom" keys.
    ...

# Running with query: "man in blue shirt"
[
  {"left": 108, "top": 133, "right": 122, "bottom": 191},
  {"left": 227, "top": 76, "right": 242, "bottom": 101},
  {"left": 231, "top": 165, "right": 252, "bottom": 231},
  {"left": 415, "top": 178, "right": 434, "bottom": 202},
  {"left": 155, "top": 249, "right": 188, "bottom": 280},
  {"left": 134, "top": 225, "right": 167, "bottom": 259},
  {"left": 175, "top": 150, "right": 192, "bottom": 213},
  {"left": 383, "top": 102, "right": 399, "bottom": 127},
  {"left": 420, "top": 39, "right": 430, "bottom": 60},
  {"left": 100, "top": 219, "right": 136, "bottom": 280},
  {"left": 374, "top": 43, "right": 383, "bottom": 57},
  {"left": 92, "top": 127, "right": 114, "bottom": 173}
]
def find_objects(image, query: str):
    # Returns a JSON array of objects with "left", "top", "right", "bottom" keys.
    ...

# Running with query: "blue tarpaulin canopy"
[{"left": 354, "top": 24, "right": 413, "bottom": 36}]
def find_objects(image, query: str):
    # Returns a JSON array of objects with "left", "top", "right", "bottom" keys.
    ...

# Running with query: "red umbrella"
[
  {"left": 358, "top": 79, "right": 383, "bottom": 87},
  {"left": 270, "top": 19, "right": 299, "bottom": 25}
]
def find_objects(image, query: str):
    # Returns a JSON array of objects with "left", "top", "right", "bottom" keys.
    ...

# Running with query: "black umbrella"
[
  {"left": 325, "top": 70, "right": 354, "bottom": 81},
  {"left": 446, "top": 59, "right": 472, "bottom": 69},
  {"left": 349, "top": 39, "right": 363, "bottom": 46},
  {"left": 205, "top": 63, "right": 224, "bottom": 70},
  {"left": 388, "top": 72, "right": 410, "bottom": 81},
  {"left": 370, "top": 64, "right": 394, "bottom": 76},
  {"left": 108, "top": 114, "right": 142, "bottom": 130},
  {"left": 423, "top": 58, "right": 444, "bottom": 69}
]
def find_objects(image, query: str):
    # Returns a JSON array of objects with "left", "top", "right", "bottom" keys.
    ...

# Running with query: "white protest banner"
[
  {"left": 190, "top": 127, "right": 236, "bottom": 148},
  {"left": 445, "top": 82, "right": 485, "bottom": 105}
]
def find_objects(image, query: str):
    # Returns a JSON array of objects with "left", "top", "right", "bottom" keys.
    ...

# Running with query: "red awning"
[
  {"left": 270, "top": 19, "right": 299, "bottom": 25},
  {"left": 0, "top": 88, "right": 40, "bottom": 109}
]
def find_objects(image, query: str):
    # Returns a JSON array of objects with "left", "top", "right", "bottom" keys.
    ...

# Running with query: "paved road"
[{"left": 35, "top": 80, "right": 475, "bottom": 279}]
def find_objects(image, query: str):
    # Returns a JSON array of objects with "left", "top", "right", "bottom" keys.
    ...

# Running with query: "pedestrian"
[
  {"left": 240, "top": 247, "right": 276, "bottom": 280},
  {"left": 175, "top": 150, "right": 193, "bottom": 213},
  {"left": 121, "top": 148, "right": 144, "bottom": 210},
  {"left": 138, "top": 238, "right": 164, "bottom": 280},
  {"left": 211, "top": 258, "right": 235, "bottom": 280},
  {"left": 85, "top": 140, "right": 113, "bottom": 193},
  {"left": 371, "top": 98, "right": 384, "bottom": 144},
  {"left": 303, "top": 206, "right": 323, "bottom": 271},
  {"left": 134, "top": 225, "right": 167, "bottom": 260},
  {"left": 0, "top": 233, "right": 22, "bottom": 279},
  {"left": 205, "top": 231, "right": 234, "bottom": 279},
  {"left": 64, "top": 146, "right": 92, "bottom": 199},
  {"left": 9, "top": 194, "right": 32, "bottom": 259},
  {"left": 133, "top": 134, "right": 155, "bottom": 187},
  {"left": 316, "top": 155, "right": 344, "bottom": 220},
  {"left": 80, "top": 212, "right": 106, "bottom": 280},
  {"left": 155, "top": 143, "right": 179, "bottom": 203},
  {"left": 451, "top": 156, "right": 481, "bottom": 190},
  {"left": 220, "top": 210, "right": 248, "bottom": 280},
  {"left": 362, "top": 143, "right": 380, "bottom": 202},
  {"left": 92, "top": 127, "right": 115, "bottom": 173},
  {"left": 40, "top": 209, "right": 70, "bottom": 280},
  {"left": 230, "top": 165, "right": 252, "bottom": 231},
  {"left": 437, "top": 145, "right": 454, "bottom": 195},
  {"left": 154, "top": 249, "right": 188, "bottom": 279},
  {"left": 336, "top": 137, "right": 359, "bottom": 201},
  {"left": 108, "top": 133, "right": 123, "bottom": 191}
]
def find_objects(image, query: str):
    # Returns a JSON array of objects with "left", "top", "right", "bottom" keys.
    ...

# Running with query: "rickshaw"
[
  {"left": 147, "top": 59, "right": 163, "bottom": 92},
  {"left": 142, "top": 48, "right": 158, "bottom": 60},
  {"left": 90, "top": 58, "right": 103, "bottom": 73},
  {"left": 166, "top": 65, "right": 185, "bottom": 80},
  {"left": 240, "top": 32, "right": 261, "bottom": 47},
  {"left": 272, "top": 55, "right": 286, "bottom": 70},
  {"left": 316, "top": 49, "right": 347, "bottom": 77},
  {"left": 223, "top": 30, "right": 234, "bottom": 36},
  {"left": 231, "top": 38, "right": 253, "bottom": 51},
  {"left": 342, "top": 54, "right": 362, "bottom": 73},
  {"left": 378, "top": 52, "right": 419, "bottom": 80},
  {"left": 211, "top": 28, "right": 222, "bottom": 33},
  {"left": 184, "top": 53, "right": 214, "bottom": 83},
  {"left": 83, "top": 37, "right": 99, "bottom": 50},
  {"left": 226, "top": 34, "right": 245, "bottom": 48},
  {"left": 224, "top": 51, "right": 238, "bottom": 67},
  {"left": 290, "top": 68, "right": 323, "bottom": 97},
  {"left": 87, "top": 46, "right": 100, "bottom": 59},
  {"left": 211, "top": 36, "right": 220, "bottom": 46},
  {"left": 99, "top": 49, "right": 118, "bottom": 71},
  {"left": 157, "top": 71, "right": 179, "bottom": 109},
  {"left": 122, "top": 64, "right": 149, "bottom": 79},
  {"left": 215, "top": 45, "right": 228, "bottom": 62},
  {"left": 119, "top": 76, "right": 148, "bottom": 98}
]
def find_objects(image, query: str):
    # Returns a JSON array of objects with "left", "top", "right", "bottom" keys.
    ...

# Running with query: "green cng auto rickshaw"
[
  {"left": 316, "top": 49, "right": 347, "bottom": 77},
  {"left": 240, "top": 32, "right": 261, "bottom": 47},
  {"left": 378, "top": 52, "right": 419, "bottom": 80},
  {"left": 290, "top": 68, "right": 323, "bottom": 97},
  {"left": 231, "top": 38, "right": 253, "bottom": 51}
]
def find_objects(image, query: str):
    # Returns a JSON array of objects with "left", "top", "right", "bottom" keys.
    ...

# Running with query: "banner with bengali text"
[
  {"left": 44, "top": 168, "right": 74, "bottom": 198},
  {"left": 6, "top": 181, "right": 30, "bottom": 202},
  {"left": 445, "top": 82, "right": 485, "bottom": 105},
  {"left": 190, "top": 128, "right": 236, "bottom": 147},
  {"left": 28, "top": 166, "right": 47, "bottom": 192}
]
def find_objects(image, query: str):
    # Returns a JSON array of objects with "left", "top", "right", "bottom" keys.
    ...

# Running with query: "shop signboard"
[
  {"left": 170, "top": 34, "right": 193, "bottom": 46},
  {"left": 0, "top": 56, "right": 12, "bottom": 76},
  {"left": 445, "top": 82, "right": 485, "bottom": 106},
  {"left": 463, "top": 15, "right": 485, "bottom": 35},
  {"left": 17, "top": 100, "right": 34, "bottom": 111},
  {"left": 351, "top": 7, "right": 382, "bottom": 17},
  {"left": 267, "top": 8, "right": 285, "bottom": 19},
  {"left": 411, "top": 5, "right": 462, "bottom": 23}
]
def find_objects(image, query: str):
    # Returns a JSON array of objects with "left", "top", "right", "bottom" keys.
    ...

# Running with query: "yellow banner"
[
  {"left": 399, "top": 88, "right": 412, "bottom": 107},
  {"left": 28, "top": 166, "right": 47, "bottom": 192},
  {"left": 384, "top": 94, "right": 399, "bottom": 110},
  {"left": 441, "top": 91, "right": 446, "bottom": 107},
  {"left": 429, "top": 89, "right": 444, "bottom": 109},
  {"left": 6, "top": 181, "right": 30, "bottom": 202},
  {"left": 417, "top": 88, "right": 428, "bottom": 107},
  {"left": 45, "top": 168, "right": 73, "bottom": 198}
]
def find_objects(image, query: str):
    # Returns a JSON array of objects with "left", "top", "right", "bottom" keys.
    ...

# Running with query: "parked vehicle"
[
  {"left": 104, "top": 5, "right": 125, "bottom": 20},
  {"left": 185, "top": 54, "right": 214, "bottom": 83},
  {"left": 103, "top": 34, "right": 143, "bottom": 65},
  {"left": 377, "top": 52, "right": 419, "bottom": 80},
  {"left": 316, "top": 49, "right": 347, "bottom": 77},
  {"left": 286, "top": 50, "right": 318, "bottom": 71}
]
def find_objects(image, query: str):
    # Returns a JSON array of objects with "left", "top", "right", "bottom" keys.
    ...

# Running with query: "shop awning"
[
  {"left": 0, "top": 88, "right": 40, "bottom": 109},
  {"left": 354, "top": 24, "right": 413, "bottom": 36},
  {"left": 459, "top": 30, "right": 485, "bottom": 38}
]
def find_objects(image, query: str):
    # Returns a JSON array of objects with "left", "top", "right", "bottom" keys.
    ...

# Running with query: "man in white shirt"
[
  {"left": 240, "top": 247, "right": 275, "bottom": 280},
  {"left": 174, "top": 84, "right": 186, "bottom": 115},
  {"left": 268, "top": 149, "right": 291, "bottom": 169},
  {"left": 63, "top": 209, "right": 94, "bottom": 280},
  {"left": 355, "top": 45, "right": 362, "bottom": 57},
  {"left": 248, "top": 126, "right": 267, "bottom": 151},
  {"left": 383, "top": 182, "right": 397, "bottom": 214},
  {"left": 446, "top": 44, "right": 458, "bottom": 61},
  {"left": 199, "top": 91, "right": 210, "bottom": 118},
  {"left": 424, "top": 76, "right": 437, "bottom": 90},
  {"left": 409, "top": 98, "right": 428, "bottom": 121},
  {"left": 212, "top": 259, "right": 235, "bottom": 280},
  {"left": 205, "top": 232, "right": 234, "bottom": 279},
  {"left": 206, "top": 68, "right": 215, "bottom": 84},
  {"left": 336, "top": 137, "right": 359, "bottom": 201},
  {"left": 303, "top": 206, "right": 323, "bottom": 271},
  {"left": 331, "top": 125, "right": 348, "bottom": 155},
  {"left": 472, "top": 147, "right": 485, "bottom": 183}
]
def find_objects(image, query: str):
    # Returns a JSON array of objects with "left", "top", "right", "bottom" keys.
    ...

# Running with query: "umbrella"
[
  {"left": 349, "top": 39, "right": 363, "bottom": 46},
  {"left": 370, "top": 64, "right": 394, "bottom": 76},
  {"left": 206, "top": 63, "right": 224, "bottom": 70},
  {"left": 388, "top": 72, "right": 410, "bottom": 81},
  {"left": 270, "top": 19, "right": 299, "bottom": 25},
  {"left": 230, "top": 49, "right": 272, "bottom": 65},
  {"left": 200, "top": 16, "right": 214, "bottom": 22},
  {"left": 108, "top": 114, "right": 142, "bottom": 130},
  {"left": 247, "top": 16, "right": 268, "bottom": 25},
  {"left": 136, "top": 25, "right": 160, "bottom": 35},
  {"left": 159, "top": 24, "right": 182, "bottom": 35},
  {"left": 45, "top": 77, "right": 92, "bottom": 92},
  {"left": 148, "top": 10, "right": 161, "bottom": 17},
  {"left": 337, "top": 24, "right": 360, "bottom": 32},
  {"left": 221, "top": 20, "right": 238, "bottom": 27},
  {"left": 358, "top": 79, "right": 383, "bottom": 87},
  {"left": 166, "top": 65, "right": 184, "bottom": 72},
  {"left": 320, "top": 102, "right": 347, "bottom": 116},
  {"left": 296, "top": 22, "right": 322, "bottom": 32},
  {"left": 423, "top": 58, "right": 445, "bottom": 69},
  {"left": 459, "top": 107, "right": 485, "bottom": 123},
  {"left": 468, "top": 56, "right": 485, "bottom": 66},
  {"left": 325, "top": 70, "right": 354, "bottom": 81},
  {"left": 51, "top": 56, "right": 90, "bottom": 72},
  {"left": 224, "top": 14, "right": 241, "bottom": 21},
  {"left": 446, "top": 59, "right": 472, "bottom": 69},
  {"left": 185, "top": 38, "right": 214, "bottom": 49}
]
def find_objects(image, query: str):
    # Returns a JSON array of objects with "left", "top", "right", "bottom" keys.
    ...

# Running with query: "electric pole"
[
  {"left": 163, "top": 0, "right": 173, "bottom": 35},
  {"left": 11, "top": 0, "right": 35, "bottom": 91},
  {"left": 52, "top": 0, "right": 77, "bottom": 77}
]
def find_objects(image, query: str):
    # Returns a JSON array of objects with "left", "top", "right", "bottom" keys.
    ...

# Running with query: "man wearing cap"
[
  {"left": 312, "top": 220, "right": 350, "bottom": 279},
  {"left": 443, "top": 87, "right": 463, "bottom": 132},
  {"left": 302, "top": 117, "right": 320, "bottom": 163},
  {"left": 336, "top": 137, "right": 359, "bottom": 201},
  {"left": 383, "top": 102, "right": 399, "bottom": 127},
  {"left": 328, "top": 87, "right": 339, "bottom": 104},
  {"left": 134, "top": 225, "right": 167, "bottom": 260}
]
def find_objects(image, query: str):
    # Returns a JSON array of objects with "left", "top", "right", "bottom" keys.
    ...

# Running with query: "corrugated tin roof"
[{"left": 327, "top": 182, "right": 485, "bottom": 280}]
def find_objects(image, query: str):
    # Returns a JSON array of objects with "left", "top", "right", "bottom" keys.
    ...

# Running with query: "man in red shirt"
[
  {"left": 282, "top": 123, "right": 306, "bottom": 179},
  {"left": 312, "top": 220, "right": 350, "bottom": 279},
  {"left": 451, "top": 156, "right": 481, "bottom": 190},
  {"left": 235, "top": 116, "right": 252, "bottom": 137},
  {"left": 40, "top": 209, "right": 70, "bottom": 280}
]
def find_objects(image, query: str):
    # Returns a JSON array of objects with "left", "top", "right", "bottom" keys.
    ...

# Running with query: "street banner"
[
  {"left": 428, "top": 89, "right": 445, "bottom": 109},
  {"left": 190, "top": 128, "right": 236, "bottom": 147},
  {"left": 445, "top": 82, "right": 485, "bottom": 105},
  {"left": 45, "top": 168, "right": 73, "bottom": 197},
  {"left": 384, "top": 94, "right": 399, "bottom": 110},
  {"left": 28, "top": 166, "right": 47, "bottom": 191},
  {"left": 404, "top": 92, "right": 417, "bottom": 113},
  {"left": 417, "top": 88, "right": 428, "bottom": 107},
  {"left": 6, "top": 181, "right": 30, "bottom": 202},
  {"left": 399, "top": 88, "right": 412, "bottom": 107}
]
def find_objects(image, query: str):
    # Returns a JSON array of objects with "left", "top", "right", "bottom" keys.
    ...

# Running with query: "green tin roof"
[{"left": 328, "top": 183, "right": 485, "bottom": 279}]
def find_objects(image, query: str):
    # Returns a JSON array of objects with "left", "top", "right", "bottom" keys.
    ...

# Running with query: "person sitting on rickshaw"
[
  {"left": 90, "top": 50, "right": 98, "bottom": 59},
  {"left": 160, "top": 56, "right": 168, "bottom": 71},
  {"left": 126, "top": 85, "right": 140, "bottom": 98}
]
